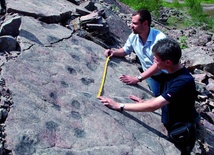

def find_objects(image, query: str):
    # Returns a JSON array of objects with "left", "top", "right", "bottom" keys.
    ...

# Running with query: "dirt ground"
[{"left": 202, "top": 4, "right": 214, "bottom": 16}]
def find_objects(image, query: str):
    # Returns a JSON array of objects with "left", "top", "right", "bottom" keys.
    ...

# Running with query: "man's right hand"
[
  {"left": 104, "top": 49, "right": 113, "bottom": 57},
  {"left": 129, "top": 95, "right": 144, "bottom": 103}
]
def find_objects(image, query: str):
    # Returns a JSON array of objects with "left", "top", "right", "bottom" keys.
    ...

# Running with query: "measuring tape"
[{"left": 97, "top": 56, "right": 110, "bottom": 97}]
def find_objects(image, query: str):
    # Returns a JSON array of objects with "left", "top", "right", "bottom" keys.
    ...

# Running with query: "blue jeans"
[{"left": 145, "top": 73, "right": 167, "bottom": 97}]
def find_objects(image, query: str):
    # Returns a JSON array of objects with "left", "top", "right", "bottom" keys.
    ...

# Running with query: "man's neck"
[
  {"left": 139, "top": 27, "right": 150, "bottom": 44},
  {"left": 168, "top": 64, "right": 183, "bottom": 74}
]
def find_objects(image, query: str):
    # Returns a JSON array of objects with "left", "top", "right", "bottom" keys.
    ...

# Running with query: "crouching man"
[{"left": 99, "top": 38, "right": 201, "bottom": 155}]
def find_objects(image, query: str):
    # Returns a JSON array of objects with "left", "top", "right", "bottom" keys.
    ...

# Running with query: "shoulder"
[
  {"left": 168, "top": 70, "right": 195, "bottom": 94},
  {"left": 150, "top": 28, "right": 166, "bottom": 38},
  {"left": 149, "top": 28, "right": 166, "bottom": 43},
  {"left": 172, "top": 69, "right": 194, "bottom": 86},
  {"left": 178, "top": 68, "right": 195, "bottom": 82},
  {"left": 127, "top": 32, "right": 139, "bottom": 42}
]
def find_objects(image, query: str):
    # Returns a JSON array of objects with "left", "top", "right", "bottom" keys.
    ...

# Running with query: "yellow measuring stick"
[{"left": 97, "top": 56, "right": 110, "bottom": 97}]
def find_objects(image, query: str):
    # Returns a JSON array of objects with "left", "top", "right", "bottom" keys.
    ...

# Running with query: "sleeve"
[
  {"left": 151, "top": 32, "right": 166, "bottom": 50},
  {"left": 161, "top": 78, "right": 190, "bottom": 102},
  {"left": 156, "top": 32, "right": 166, "bottom": 40}
]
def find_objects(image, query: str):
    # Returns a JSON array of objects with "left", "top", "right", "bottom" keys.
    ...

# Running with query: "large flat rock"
[
  {"left": 2, "top": 34, "right": 178, "bottom": 154},
  {"left": 7, "top": 0, "right": 88, "bottom": 16}
]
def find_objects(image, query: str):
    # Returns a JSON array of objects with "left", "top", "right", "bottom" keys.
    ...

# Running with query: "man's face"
[
  {"left": 130, "top": 14, "right": 145, "bottom": 34},
  {"left": 154, "top": 54, "right": 167, "bottom": 69}
]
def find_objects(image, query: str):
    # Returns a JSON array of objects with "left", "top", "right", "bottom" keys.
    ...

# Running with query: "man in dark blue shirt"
[{"left": 99, "top": 38, "right": 201, "bottom": 154}]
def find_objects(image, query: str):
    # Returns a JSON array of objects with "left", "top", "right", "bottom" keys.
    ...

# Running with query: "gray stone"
[
  {"left": 3, "top": 35, "right": 179, "bottom": 154},
  {"left": 0, "top": 16, "right": 21, "bottom": 37},
  {"left": 0, "top": 35, "right": 20, "bottom": 53},
  {"left": 181, "top": 47, "right": 214, "bottom": 75}
]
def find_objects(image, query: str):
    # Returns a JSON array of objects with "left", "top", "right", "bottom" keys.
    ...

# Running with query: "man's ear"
[
  {"left": 165, "top": 60, "right": 171, "bottom": 65},
  {"left": 143, "top": 20, "right": 148, "bottom": 26}
]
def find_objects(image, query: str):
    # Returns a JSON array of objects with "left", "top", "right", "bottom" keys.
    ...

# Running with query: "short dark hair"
[
  {"left": 152, "top": 38, "right": 182, "bottom": 64},
  {"left": 133, "top": 9, "right": 151, "bottom": 26}
]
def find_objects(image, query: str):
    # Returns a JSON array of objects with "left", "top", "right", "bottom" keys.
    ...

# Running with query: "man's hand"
[
  {"left": 98, "top": 96, "right": 120, "bottom": 110},
  {"left": 129, "top": 95, "right": 144, "bottom": 103},
  {"left": 119, "top": 75, "right": 139, "bottom": 85},
  {"left": 104, "top": 49, "right": 113, "bottom": 57}
]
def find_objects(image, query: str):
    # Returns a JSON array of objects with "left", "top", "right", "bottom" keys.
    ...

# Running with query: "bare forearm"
[
  {"left": 140, "top": 63, "right": 161, "bottom": 80},
  {"left": 98, "top": 96, "right": 168, "bottom": 113},
  {"left": 123, "top": 98, "right": 157, "bottom": 112},
  {"left": 111, "top": 48, "right": 127, "bottom": 57}
]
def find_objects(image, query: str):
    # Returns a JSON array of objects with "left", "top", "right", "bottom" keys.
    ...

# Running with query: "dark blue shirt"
[{"left": 161, "top": 67, "right": 199, "bottom": 126}]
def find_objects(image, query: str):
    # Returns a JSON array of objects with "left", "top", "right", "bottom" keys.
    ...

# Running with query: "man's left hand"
[{"left": 119, "top": 75, "right": 138, "bottom": 85}]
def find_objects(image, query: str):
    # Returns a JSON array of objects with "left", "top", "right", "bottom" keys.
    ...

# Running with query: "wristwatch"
[
  {"left": 120, "top": 103, "right": 125, "bottom": 111},
  {"left": 137, "top": 75, "right": 143, "bottom": 82}
]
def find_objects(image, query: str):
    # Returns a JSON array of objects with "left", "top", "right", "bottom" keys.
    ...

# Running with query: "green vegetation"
[
  {"left": 119, "top": 0, "right": 214, "bottom": 32},
  {"left": 111, "top": 5, "right": 119, "bottom": 13},
  {"left": 178, "top": 36, "right": 188, "bottom": 49},
  {"left": 119, "top": 0, "right": 162, "bottom": 12}
]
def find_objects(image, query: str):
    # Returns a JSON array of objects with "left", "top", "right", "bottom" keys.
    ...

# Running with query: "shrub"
[
  {"left": 178, "top": 36, "right": 188, "bottom": 49},
  {"left": 120, "top": 0, "right": 163, "bottom": 18}
]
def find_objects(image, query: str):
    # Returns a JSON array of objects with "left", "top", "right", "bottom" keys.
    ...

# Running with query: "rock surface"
[{"left": 0, "top": 0, "right": 213, "bottom": 155}]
